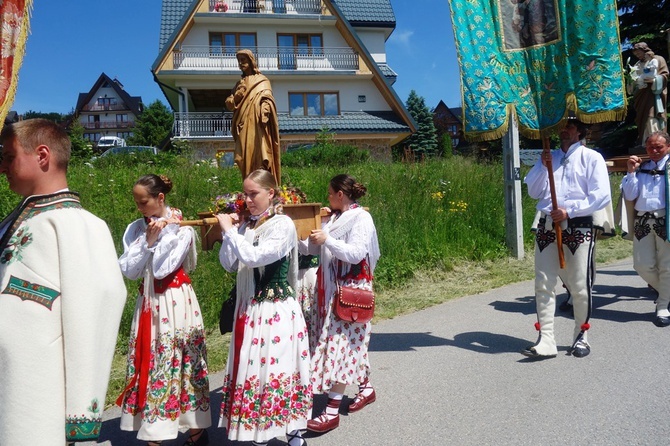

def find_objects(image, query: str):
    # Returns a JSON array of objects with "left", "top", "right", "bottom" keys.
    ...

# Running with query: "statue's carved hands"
[
  {"left": 234, "top": 86, "right": 246, "bottom": 103},
  {"left": 225, "top": 95, "right": 235, "bottom": 111}
]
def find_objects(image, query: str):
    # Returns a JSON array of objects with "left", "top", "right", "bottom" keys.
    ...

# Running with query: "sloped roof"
[
  {"left": 158, "top": 0, "right": 396, "bottom": 52},
  {"left": 377, "top": 63, "right": 397, "bottom": 79},
  {"left": 74, "top": 73, "right": 143, "bottom": 116},
  {"left": 159, "top": 0, "right": 192, "bottom": 53},
  {"left": 331, "top": 0, "right": 395, "bottom": 26},
  {"left": 278, "top": 111, "right": 409, "bottom": 134}
]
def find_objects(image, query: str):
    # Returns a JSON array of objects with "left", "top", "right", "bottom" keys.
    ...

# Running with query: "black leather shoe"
[
  {"left": 653, "top": 315, "right": 670, "bottom": 327},
  {"left": 520, "top": 346, "right": 556, "bottom": 359},
  {"left": 571, "top": 341, "right": 590, "bottom": 358}
]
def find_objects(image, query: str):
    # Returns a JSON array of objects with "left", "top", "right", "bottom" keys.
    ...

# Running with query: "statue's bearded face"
[{"left": 237, "top": 55, "right": 252, "bottom": 74}]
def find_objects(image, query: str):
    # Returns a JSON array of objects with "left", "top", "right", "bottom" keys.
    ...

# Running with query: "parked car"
[
  {"left": 97, "top": 145, "right": 158, "bottom": 158},
  {"left": 96, "top": 136, "right": 126, "bottom": 151}
]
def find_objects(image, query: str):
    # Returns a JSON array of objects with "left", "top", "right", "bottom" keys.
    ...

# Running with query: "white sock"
[
  {"left": 359, "top": 380, "right": 374, "bottom": 397},
  {"left": 326, "top": 392, "right": 342, "bottom": 417}
]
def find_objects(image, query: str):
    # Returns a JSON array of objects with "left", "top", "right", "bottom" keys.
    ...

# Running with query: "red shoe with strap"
[
  {"left": 348, "top": 381, "right": 376, "bottom": 413},
  {"left": 307, "top": 398, "right": 340, "bottom": 433}
]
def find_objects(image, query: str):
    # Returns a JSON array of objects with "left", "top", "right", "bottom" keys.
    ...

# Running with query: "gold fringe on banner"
[
  {"left": 464, "top": 93, "right": 628, "bottom": 143},
  {"left": 0, "top": 0, "right": 35, "bottom": 130}
]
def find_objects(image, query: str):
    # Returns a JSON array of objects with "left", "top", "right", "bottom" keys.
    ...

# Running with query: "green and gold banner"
[{"left": 448, "top": 0, "right": 626, "bottom": 141}]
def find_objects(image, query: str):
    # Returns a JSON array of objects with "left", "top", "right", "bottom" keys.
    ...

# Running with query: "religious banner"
[
  {"left": 448, "top": 0, "right": 627, "bottom": 141},
  {"left": 0, "top": 0, "right": 33, "bottom": 127}
]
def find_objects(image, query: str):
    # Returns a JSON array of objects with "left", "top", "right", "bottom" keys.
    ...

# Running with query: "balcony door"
[
  {"left": 242, "top": 0, "right": 259, "bottom": 13},
  {"left": 273, "top": 0, "right": 286, "bottom": 13},
  {"left": 277, "top": 34, "right": 323, "bottom": 70},
  {"left": 210, "top": 33, "right": 257, "bottom": 58}
]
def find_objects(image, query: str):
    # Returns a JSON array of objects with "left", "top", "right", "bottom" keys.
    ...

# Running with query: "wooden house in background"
[{"left": 74, "top": 73, "right": 144, "bottom": 144}]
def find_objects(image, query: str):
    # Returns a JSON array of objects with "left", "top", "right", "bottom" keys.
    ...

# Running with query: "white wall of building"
[{"left": 355, "top": 30, "right": 387, "bottom": 63}]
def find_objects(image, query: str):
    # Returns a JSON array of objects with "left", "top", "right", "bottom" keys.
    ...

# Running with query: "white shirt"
[
  {"left": 118, "top": 208, "right": 195, "bottom": 280},
  {"left": 524, "top": 142, "right": 611, "bottom": 218},
  {"left": 621, "top": 155, "right": 668, "bottom": 212}
]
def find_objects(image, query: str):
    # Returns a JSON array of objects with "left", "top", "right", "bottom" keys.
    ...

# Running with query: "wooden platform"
[
  {"left": 197, "top": 203, "right": 325, "bottom": 251},
  {"left": 605, "top": 155, "right": 649, "bottom": 173}
]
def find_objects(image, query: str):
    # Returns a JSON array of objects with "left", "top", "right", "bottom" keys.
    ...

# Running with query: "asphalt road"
[{"left": 89, "top": 257, "right": 670, "bottom": 445}]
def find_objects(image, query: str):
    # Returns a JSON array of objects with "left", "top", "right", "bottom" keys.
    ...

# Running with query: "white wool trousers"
[
  {"left": 632, "top": 213, "right": 670, "bottom": 317},
  {"left": 532, "top": 216, "right": 596, "bottom": 355}
]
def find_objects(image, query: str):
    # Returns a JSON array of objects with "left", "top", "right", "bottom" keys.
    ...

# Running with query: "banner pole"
[{"left": 542, "top": 137, "right": 565, "bottom": 269}]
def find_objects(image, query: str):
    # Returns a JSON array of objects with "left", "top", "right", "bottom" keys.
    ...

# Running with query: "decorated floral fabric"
[
  {"left": 448, "top": 0, "right": 626, "bottom": 140},
  {"left": 0, "top": 0, "right": 32, "bottom": 126},
  {"left": 118, "top": 210, "right": 211, "bottom": 440},
  {"left": 218, "top": 213, "right": 312, "bottom": 442}
]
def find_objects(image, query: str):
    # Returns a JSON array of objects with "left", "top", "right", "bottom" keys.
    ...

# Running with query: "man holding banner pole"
[{"left": 522, "top": 118, "right": 613, "bottom": 359}]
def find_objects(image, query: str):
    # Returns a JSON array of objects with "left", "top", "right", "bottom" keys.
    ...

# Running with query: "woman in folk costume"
[
  {"left": 117, "top": 174, "right": 211, "bottom": 446},
  {"left": 216, "top": 169, "right": 312, "bottom": 446},
  {"left": 225, "top": 49, "right": 281, "bottom": 184},
  {"left": 299, "top": 174, "right": 381, "bottom": 433}
]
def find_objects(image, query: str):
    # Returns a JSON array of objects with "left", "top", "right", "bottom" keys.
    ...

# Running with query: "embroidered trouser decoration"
[{"left": 635, "top": 213, "right": 666, "bottom": 241}]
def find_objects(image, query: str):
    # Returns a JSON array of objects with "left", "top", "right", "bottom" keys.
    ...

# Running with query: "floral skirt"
[
  {"left": 219, "top": 295, "right": 312, "bottom": 442},
  {"left": 119, "top": 284, "right": 211, "bottom": 441},
  {"left": 310, "top": 290, "right": 372, "bottom": 394}
]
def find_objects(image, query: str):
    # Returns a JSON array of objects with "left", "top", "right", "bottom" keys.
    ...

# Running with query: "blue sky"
[{"left": 12, "top": 0, "right": 461, "bottom": 114}]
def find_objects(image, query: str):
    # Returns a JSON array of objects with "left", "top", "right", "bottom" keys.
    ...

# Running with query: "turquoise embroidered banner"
[{"left": 448, "top": 0, "right": 627, "bottom": 141}]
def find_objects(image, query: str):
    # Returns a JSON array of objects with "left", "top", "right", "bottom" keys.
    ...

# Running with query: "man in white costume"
[
  {"left": 0, "top": 119, "right": 127, "bottom": 445},
  {"left": 621, "top": 131, "right": 670, "bottom": 327},
  {"left": 522, "top": 118, "right": 613, "bottom": 359}
]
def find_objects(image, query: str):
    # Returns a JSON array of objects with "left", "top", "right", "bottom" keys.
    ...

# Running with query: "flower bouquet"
[
  {"left": 214, "top": 1, "right": 228, "bottom": 12},
  {"left": 211, "top": 192, "right": 247, "bottom": 214},
  {"left": 278, "top": 186, "right": 308, "bottom": 205}
]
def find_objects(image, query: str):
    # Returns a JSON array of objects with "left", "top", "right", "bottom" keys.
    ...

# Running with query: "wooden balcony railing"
[
  {"left": 173, "top": 112, "right": 233, "bottom": 138},
  {"left": 82, "top": 121, "right": 136, "bottom": 130},
  {"left": 81, "top": 104, "right": 129, "bottom": 112},
  {"left": 208, "top": 0, "right": 322, "bottom": 14},
  {"left": 173, "top": 46, "right": 358, "bottom": 71}
]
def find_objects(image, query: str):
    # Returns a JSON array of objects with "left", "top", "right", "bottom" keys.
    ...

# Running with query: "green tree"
[
  {"left": 618, "top": 0, "right": 669, "bottom": 58},
  {"left": 128, "top": 100, "right": 173, "bottom": 147},
  {"left": 405, "top": 90, "right": 438, "bottom": 158},
  {"left": 23, "top": 110, "right": 68, "bottom": 122},
  {"left": 439, "top": 133, "right": 453, "bottom": 158},
  {"left": 67, "top": 119, "right": 93, "bottom": 159}
]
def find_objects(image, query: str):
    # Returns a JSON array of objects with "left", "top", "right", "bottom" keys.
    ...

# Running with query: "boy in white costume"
[{"left": 0, "top": 119, "right": 127, "bottom": 445}]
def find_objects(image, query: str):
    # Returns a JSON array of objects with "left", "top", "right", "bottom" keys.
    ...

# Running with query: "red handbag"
[{"left": 333, "top": 284, "right": 375, "bottom": 324}]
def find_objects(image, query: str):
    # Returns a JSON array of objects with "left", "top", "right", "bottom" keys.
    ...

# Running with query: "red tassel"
[
  {"left": 534, "top": 322, "right": 541, "bottom": 331},
  {"left": 581, "top": 323, "right": 590, "bottom": 331}
]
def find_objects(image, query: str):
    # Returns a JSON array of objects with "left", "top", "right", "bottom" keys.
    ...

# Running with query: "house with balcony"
[
  {"left": 74, "top": 73, "right": 144, "bottom": 144},
  {"left": 152, "top": 0, "right": 415, "bottom": 160}
]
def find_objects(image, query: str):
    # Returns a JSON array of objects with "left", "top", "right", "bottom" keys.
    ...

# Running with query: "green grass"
[{"left": 0, "top": 153, "right": 633, "bottom": 406}]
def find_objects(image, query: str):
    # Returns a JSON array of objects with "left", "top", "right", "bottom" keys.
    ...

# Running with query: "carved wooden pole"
[{"left": 542, "top": 136, "right": 565, "bottom": 269}]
